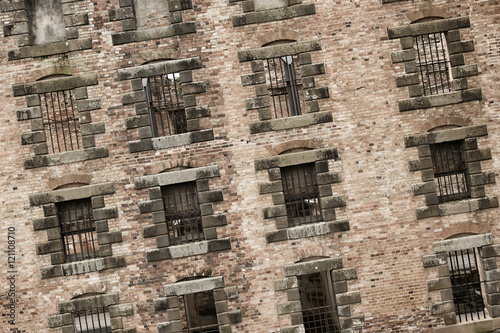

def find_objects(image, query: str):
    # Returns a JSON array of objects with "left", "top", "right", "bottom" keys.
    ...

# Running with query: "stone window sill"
[
  {"left": 249, "top": 111, "right": 332, "bottom": 134},
  {"left": 40, "top": 256, "right": 126, "bottom": 279},
  {"left": 24, "top": 146, "right": 109, "bottom": 169},
  {"left": 129, "top": 129, "right": 214, "bottom": 153},
  {"left": 433, "top": 317, "right": 500, "bottom": 332},
  {"left": 146, "top": 237, "right": 231, "bottom": 262},
  {"left": 398, "top": 89, "right": 482, "bottom": 112},
  {"left": 416, "top": 197, "right": 499, "bottom": 220},
  {"left": 265, "top": 219, "right": 350, "bottom": 243},
  {"left": 8, "top": 38, "right": 92, "bottom": 60},
  {"left": 111, "top": 22, "right": 196, "bottom": 45}
]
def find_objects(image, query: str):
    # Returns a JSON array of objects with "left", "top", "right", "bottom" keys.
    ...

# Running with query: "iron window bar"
[
  {"left": 57, "top": 199, "right": 99, "bottom": 262},
  {"left": 143, "top": 73, "right": 187, "bottom": 138},
  {"left": 414, "top": 32, "right": 453, "bottom": 96},
  {"left": 73, "top": 307, "right": 112, "bottom": 333},
  {"left": 298, "top": 271, "right": 340, "bottom": 333},
  {"left": 162, "top": 182, "right": 204, "bottom": 245},
  {"left": 448, "top": 248, "right": 486, "bottom": 322},
  {"left": 266, "top": 55, "right": 302, "bottom": 119},
  {"left": 183, "top": 290, "right": 220, "bottom": 333},
  {"left": 40, "top": 90, "right": 81, "bottom": 154},
  {"left": 431, "top": 141, "right": 469, "bottom": 203},
  {"left": 281, "top": 163, "right": 322, "bottom": 227}
]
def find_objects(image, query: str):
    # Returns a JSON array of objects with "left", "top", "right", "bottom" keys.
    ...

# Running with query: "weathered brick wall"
[{"left": 0, "top": 0, "right": 499, "bottom": 332}]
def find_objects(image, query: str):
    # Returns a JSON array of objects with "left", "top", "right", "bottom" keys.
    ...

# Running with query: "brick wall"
[{"left": 1, "top": 0, "right": 499, "bottom": 331}]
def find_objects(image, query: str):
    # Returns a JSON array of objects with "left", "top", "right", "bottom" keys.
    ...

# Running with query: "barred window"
[
  {"left": 448, "top": 248, "right": 486, "bottom": 322},
  {"left": 265, "top": 55, "right": 303, "bottom": 119},
  {"left": 180, "top": 290, "right": 219, "bottom": 333},
  {"left": 40, "top": 90, "right": 82, "bottom": 154},
  {"left": 57, "top": 198, "right": 99, "bottom": 262},
  {"left": 162, "top": 182, "right": 203, "bottom": 245},
  {"left": 73, "top": 307, "right": 112, "bottom": 333},
  {"left": 431, "top": 141, "right": 469, "bottom": 203},
  {"left": 281, "top": 163, "right": 321, "bottom": 227},
  {"left": 298, "top": 271, "right": 340, "bottom": 333},
  {"left": 414, "top": 32, "right": 453, "bottom": 96},
  {"left": 143, "top": 73, "right": 187, "bottom": 138}
]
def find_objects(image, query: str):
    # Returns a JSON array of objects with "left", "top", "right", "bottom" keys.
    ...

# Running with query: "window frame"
[
  {"left": 430, "top": 140, "right": 469, "bottom": 203},
  {"left": 281, "top": 163, "right": 322, "bottom": 227},
  {"left": 297, "top": 270, "right": 341, "bottom": 333},
  {"left": 161, "top": 181, "right": 204, "bottom": 245},
  {"left": 57, "top": 198, "right": 100, "bottom": 263},
  {"left": 142, "top": 73, "right": 187, "bottom": 138}
]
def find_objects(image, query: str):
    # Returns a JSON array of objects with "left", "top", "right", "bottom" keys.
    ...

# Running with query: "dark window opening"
[
  {"left": 281, "top": 163, "right": 322, "bottom": 227},
  {"left": 162, "top": 182, "right": 203, "bottom": 245},
  {"left": 265, "top": 55, "right": 303, "bottom": 119},
  {"left": 40, "top": 89, "right": 82, "bottom": 154},
  {"left": 448, "top": 248, "right": 486, "bottom": 322},
  {"left": 57, "top": 198, "right": 99, "bottom": 262},
  {"left": 143, "top": 73, "right": 187, "bottom": 138},
  {"left": 414, "top": 32, "right": 452, "bottom": 96},
  {"left": 431, "top": 141, "right": 469, "bottom": 203},
  {"left": 73, "top": 307, "right": 112, "bottom": 333},
  {"left": 298, "top": 271, "right": 340, "bottom": 333},
  {"left": 180, "top": 290, "right": 219, "bottom": 333}
]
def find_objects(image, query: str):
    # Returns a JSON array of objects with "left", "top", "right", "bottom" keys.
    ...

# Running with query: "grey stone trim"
[
  {"left": 108, "top": 0, "right": 194, "bottom": 45},
  {"left": 381, "top": 0, "right": 409, "bottom": 4},
  {"left": 155, "top": 277, "right": 241, "bottom": 332},
  {"left": 405, "top": 125, "right": 496, "bottom": 218},
  {"left": 13, "top": 73, "right": 98, "bottom": 97},
  {"left": 164, "top": 276, "right": 224, "bottom": 296},
  {"left": 404, "top": 125, "right": 487, "bottom": 147},
  {"left": 135, "top": 165, "right": 220, "bottom": 189},
  {"left": 388, "top": 16, "right": 480, "bottom": 110},
  {"left": 249, "top": 111, "right": 333, "bottom": 134},
  {"left": 24, "top": 147, "right": 109, "bottom": 169},
  {"left": 3, "top": 0, "right": 91, "bottom": 60},
  {"left": 40, "top": 256, "right": 126, "bottom": 279},
  {"left": 146, "top": 238, "right": 231, "bottom": 261},
  {"left": 398, "top": 89, "right": 482, "bottom": 112},
  {"left": 283, "top": 257, "right": 343, "bottom": 276},
  {"left": 266, "top": 220, "right": 350, "bottom": 243},
  {"left": 432, "top": 318, "right": 500, "bottom": 333},
  {"left": 232, "top": 3, "right": 315, "bottom": 27},
  {"left": 422, "top": 253, "right": 448, "bottom": 268},
  {"left": 117, "top": 58, "right": 202, "bottom": 80},
  {"left": 238, "top": 40, "right": 321, "bottom": 62},
  {"left": 119, "top": 58, "right": 213, "bottom": 153},
  {"left": 48, "top": 292, "right": 135, "bottom": 331},
  {"left": 276, "top": 256, "right": 363, "bottom": 331},
  {"left": 8, "top": 38, "right": 92, "bottom": 60},
  {"left": 432, "top": 233, "right": 493, "bottom": 253},
  {"left": 30, "top": 182, "right": 115, "bottom": 206},
  {"left": 111, "top": 22, "right": 196, "bottom": 45},
  {"left": 255, "top": 148, "right": 338, "bottom": 170},
  {"left": 415, "top": 197, "right": 499, "bottom": 219},
  {"left": 387, "top": 17, "right": 470, "bottom": 39}
]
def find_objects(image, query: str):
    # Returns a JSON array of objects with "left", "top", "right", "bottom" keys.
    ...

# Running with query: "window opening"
[
  {"left": 40, "top": 89, "right": 82, "bottom": 154},
  {"left": 298, "top": 271, "right": 340, "bottom": 333},
  {"left": 181, "top": 290, "right": 219, "bottom": 333},
  {"left": 414, "top": 32, "right": 453, "bottom": 96},
  {"left": 281, "top": 163, "right": 321, "bottom": 227},
  {"left": 143, "top": 73, "right": 186, "bottom": 138},
  {"left": 265, "top": 55, "right": 302, "bottom": 118},
  {"left": 161, "top": 182, "right": 203, "bottom": 245},
  {"left": 430, "top": 141, "right": 469, "bottom": 203},
  {"left": 73, "top": 307, "right": 112, "bottom": 333},
  {"left": 448, "top": 248, "right": 486, "bottom": 322},
  {"left": 57, "top": 198, "right": 99, "bottom": 262}
]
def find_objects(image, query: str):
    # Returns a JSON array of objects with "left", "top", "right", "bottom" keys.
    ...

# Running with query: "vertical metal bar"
[
  {"left": 267, "top": 59, "right": 279, "bottom": 119},
  {"left": 440, "top": 32, "right": 452, "bottom": 92},
  {"left": 415, "top": 36, "right": 427, "bottom": 96},
  {"left": 69, "top": 90, "right": 80, "bottom": 150},
  {"left": 61, "top": 90, "right": 74, "bottom": 151},
  {"left": 49, "top": 92, "right": 62, "bottom": 152}
]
